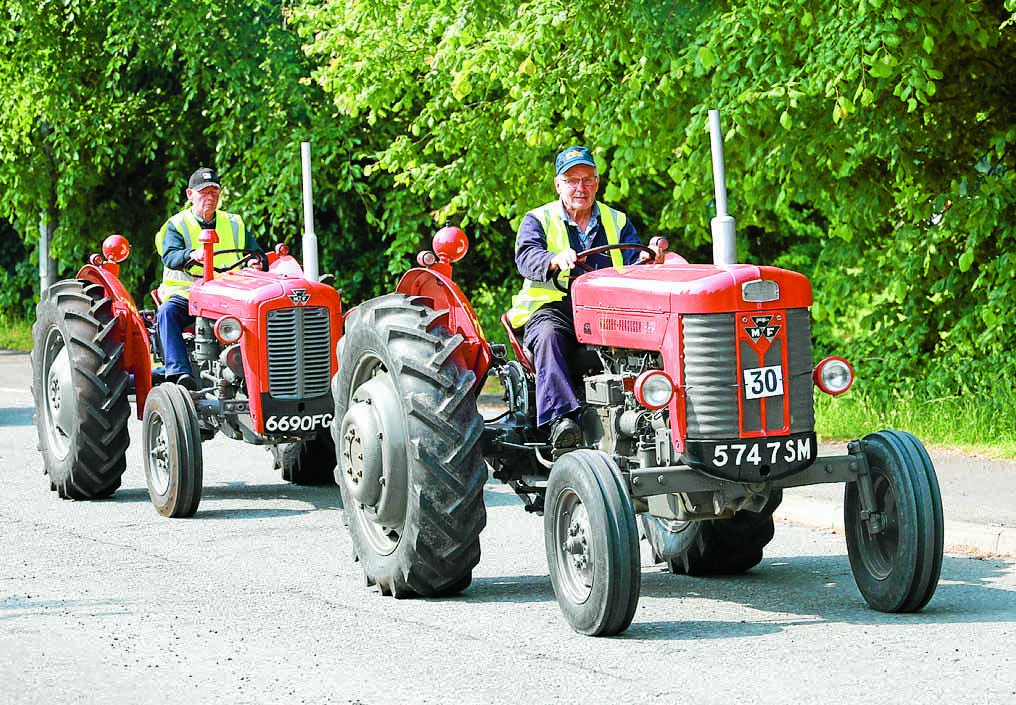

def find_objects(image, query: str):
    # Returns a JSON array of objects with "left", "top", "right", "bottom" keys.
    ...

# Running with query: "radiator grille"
[
  {"left": 682, "top": 309, "right": 814, "bottom": 438},
  {"left": 785, "top": 308, "right": 815, "bottom": 432},
  {"left": 266, "top": 307, "right": 332, "bottom": 399},
  {"left": 683, "top": 314, "right": 739, "bottom": 437}
]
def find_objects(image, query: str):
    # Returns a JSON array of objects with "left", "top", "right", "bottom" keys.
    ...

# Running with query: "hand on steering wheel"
[
  {"left": 209, "top": 248, "right": 270, "bottom": 273},
  {"left": 551, "top": 242, "right": 657, "bottom": 293}
]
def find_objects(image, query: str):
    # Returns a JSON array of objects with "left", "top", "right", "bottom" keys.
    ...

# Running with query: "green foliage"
[
  {"left": 298, "top": 0, "right": 1016, "bottom": 401},
  {"left": 0, "top": 220, "right": 35, "bottom": 319},
  {"left": 1, "top": 0, "right": 1014, "bottom": 414},
  {"left": 0, "top": 0, "right": 388, "bottom": 306}
]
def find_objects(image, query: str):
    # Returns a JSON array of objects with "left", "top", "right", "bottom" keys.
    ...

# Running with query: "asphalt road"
[{"left": 2, "top": 350, "right": 1015, "bottom": 705}]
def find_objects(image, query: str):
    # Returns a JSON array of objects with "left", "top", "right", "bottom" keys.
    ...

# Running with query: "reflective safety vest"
[
  {"left": 506, "top": 201, "right": 626, "bottom": 328},
  {"left": 156, "top": 210, "right": 245, "bottom": 300}
]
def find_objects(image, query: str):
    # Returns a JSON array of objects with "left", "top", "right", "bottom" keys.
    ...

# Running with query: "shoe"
[
  {"left": 549, "top": 416, "right": 582, "bottom": 449},
  {"left": 174, "top": 374, "right": 198, "bottom": 391}
]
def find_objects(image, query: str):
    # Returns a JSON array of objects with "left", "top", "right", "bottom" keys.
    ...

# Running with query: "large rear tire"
[
  {"left": 641, "top": 490, "right": 783, "bottom": 575},
  {"left": 845, "top": 430, "right": 943, "bottom": 612},
  {"left": 332, "top": 294, "right": 487, "bottom": 597},
  {"left": 545, "top": 450, "right": 641, "bottom": 636},
  {"left": 31, "top": 279, "right": 131, "bottom": 499},
  {"left": 142, "top": 383, "right": 203, "bottom": 518},
  {"left": 281, "top": 430, "right": 337, "bottom": 485}
]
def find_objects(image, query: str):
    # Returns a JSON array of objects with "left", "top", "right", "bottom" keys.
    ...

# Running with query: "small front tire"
[
  {"left": 544, "top": 450, "right": 641, "bottom": 636},
  {"left": 845, "top": 430, "right": 943, "bottom": 612},
  {"left": 142, "top": 384, "right": 203, "bottom": 518}
]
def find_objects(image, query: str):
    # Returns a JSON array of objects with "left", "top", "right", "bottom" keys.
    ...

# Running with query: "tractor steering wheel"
[
  {"left": 552, "top": 243, "right": 656, "bottom": 293},
  {"left": 210, "top": 249, "right": 270, "bottom": 273}
]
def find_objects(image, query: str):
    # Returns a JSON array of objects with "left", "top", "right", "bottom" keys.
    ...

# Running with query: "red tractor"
[
  {"left": 32, "top": 231, "right": 342, "bottom": 517},
  {"left": 330, "top": 115, "right": 944, "bottom": 635}
]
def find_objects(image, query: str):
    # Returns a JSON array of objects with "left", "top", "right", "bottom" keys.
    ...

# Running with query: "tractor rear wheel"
[
  {"left": 31, "top": 279, "right": 131, "bottom": 499},
  {"left": 332, "top": 294, "right": 487, "bottom": 597},
  {"left": 545, "top": 450, "right": 641, "bottom": 636},
  {"left": 845, "top": 430, "right": 943, "bottom": 612},
  {"left": 641, "top": 490, "right": 783, "bottom": 575},
  {"left": 142, "top": 383, "right": 203, "bottom": 517},
  {"left": 281, "top": 430, "right": 337, "bottom": 485}
]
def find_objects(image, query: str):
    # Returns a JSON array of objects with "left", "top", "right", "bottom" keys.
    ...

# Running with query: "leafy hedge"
[{"left": 2, "top": 0, "right": 1014, "bottom": 400}]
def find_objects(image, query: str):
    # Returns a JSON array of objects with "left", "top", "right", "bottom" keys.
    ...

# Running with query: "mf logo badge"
[
  {"left": 743, "top": 315, "right": 781, "bottom": 342},
  {"left": 288, "top": 288, "right": 310, "bottom": 306}
]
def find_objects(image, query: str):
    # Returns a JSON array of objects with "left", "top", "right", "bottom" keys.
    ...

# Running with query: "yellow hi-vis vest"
[
  {"left": 155, "top": 209, "right": 245, "bottom": 300},
  {"left": 506, "top": 201, "right": 626, "bottom": 328}
]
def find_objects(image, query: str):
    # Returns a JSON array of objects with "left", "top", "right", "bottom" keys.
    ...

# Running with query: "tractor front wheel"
[
  {"left": 641, "top": 490, "right": 783, "bottom": 575},
  {"left": 545, "top": 450, "right": 641, "bottom": 636},
  {"left": 845, "top": 430, "right": 943, "bottom": 612},
  {"left": 332, "top": 294, "right": 487, "bottom": 597},
  {"left": 31, "top": 280, "right": 131, "bottom": 499},
  {"left": 142, "top": 383, "right": 203, "bottom": 517}
]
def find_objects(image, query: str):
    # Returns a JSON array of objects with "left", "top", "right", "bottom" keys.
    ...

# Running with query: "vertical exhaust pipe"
[
  {"left": 301, "top": 141, "right": 319, "bottom": 281},
  {"left": 708, "top": 109, "right": 737, "bottom": 266}
]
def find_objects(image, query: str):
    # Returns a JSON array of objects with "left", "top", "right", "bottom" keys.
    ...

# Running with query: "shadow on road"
[
  {"left": 105, "top": 483, "right": 342, "bottom": 516},
  {"left": 623, "top": 553, "right": 1016, "bottom": 640},
  {"left": 450, "top": 574, "right": 556, "bottom": 604},
  {"left": 450, "top": 552, "right": 1015, "bottom": 639}
]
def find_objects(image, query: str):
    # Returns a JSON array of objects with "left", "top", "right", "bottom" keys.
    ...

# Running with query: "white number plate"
[
  {"left": 743, "top": 365, "right": 784, "bottom": 400},
  {"left": 264, "top": 413, "right": 333, "bottom": 433}
]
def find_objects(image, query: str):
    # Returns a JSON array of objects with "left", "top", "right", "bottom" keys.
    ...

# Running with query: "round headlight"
[
  {"left": 634, "top": 370, "right": 675, "bottom": 410},
  {"left": 214, "top": 316, "right": 244, "bottom": 344},
  {"left": 814, "top": 356, "right": 854, "bottom": 396}
]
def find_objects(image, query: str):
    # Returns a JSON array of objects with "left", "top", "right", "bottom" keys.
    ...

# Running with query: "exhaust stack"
[
  {"left": 301, "top": 141, "right": 319, "bottom": 281},
  {"left": 708, "top": 109, "right": 737, "bottom": 266}
]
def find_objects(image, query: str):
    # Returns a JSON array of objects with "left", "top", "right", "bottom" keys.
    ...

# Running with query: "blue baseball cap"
[{"left": 555, "top": 146, "right": 596, "bottom": 175}]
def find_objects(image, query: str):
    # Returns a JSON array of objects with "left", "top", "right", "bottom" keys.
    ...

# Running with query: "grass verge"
[
  {"left": 816, "top": 389, "right": 1016, "bottom": 460},
  {"left": 0, "top": 314, "right": 32, "bottom": 352}
]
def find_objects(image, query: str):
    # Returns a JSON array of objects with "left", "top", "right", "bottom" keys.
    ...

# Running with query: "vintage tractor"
[
  {"left": 330, "top": 112, "right": 944, "bottom": 635},
  {"left": 32, "top": 229, "right": 342, "bottom": 517}
]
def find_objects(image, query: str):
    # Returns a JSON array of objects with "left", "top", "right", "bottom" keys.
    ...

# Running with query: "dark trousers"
[
  {"left": 156, "top": 294, "right": 194, "bottom": 377},
  {"left": 523, "top": 302, "right": 580, "bottom": 427}
]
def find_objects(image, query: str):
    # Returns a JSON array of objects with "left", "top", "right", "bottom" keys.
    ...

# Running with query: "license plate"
[
  {"left": 264, "top": 413, "right": 333, "bottom": 433},
  {"left": 743, "top": 365, "right": 784, "bottom": 400},
  {"left": 709, "top": 435, "right": 813, "bottom": 468}
]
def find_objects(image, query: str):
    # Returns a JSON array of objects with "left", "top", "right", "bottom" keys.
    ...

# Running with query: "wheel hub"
[
  {"left": 147, "top": 413, "right": 171, "bottom": 496},
  {"left": 43, "top": 332, "right": 75, "bottom": 460},
  {"left": 859, "top": 474, "right": 900, "bottom": 579},
  {"left": 340, "top": 399, "right": 384, "bottom": 507},
  {"left": 564, "top": 520, "right": 591, "bottom": 575},
  {"left": 557, "top": 500, "right": 593, "bottom": 592},
  {"left": 338, "top": 374, "right": 408, "bottom": 528}
]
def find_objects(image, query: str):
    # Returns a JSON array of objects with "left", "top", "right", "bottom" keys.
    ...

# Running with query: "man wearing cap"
[
  {"left": 507, "top": 146, "right": 664, "bottom": 448},
  {"left": 155, "top": 167, "right": 263, "bottom": 390}
]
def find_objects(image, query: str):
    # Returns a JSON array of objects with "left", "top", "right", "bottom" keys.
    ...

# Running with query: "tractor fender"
[
  {"left": 76, "top": 263, "right": 154, "bottom": 417},
  {"left": 396, "top": 266, "right": 492, "bottom": 390}
]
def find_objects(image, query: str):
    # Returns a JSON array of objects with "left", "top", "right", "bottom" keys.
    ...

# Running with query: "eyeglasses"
[{"left": 559, "top": 176, "right": 598, "bottom": 190}]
